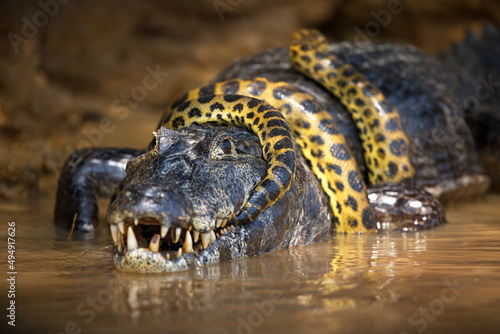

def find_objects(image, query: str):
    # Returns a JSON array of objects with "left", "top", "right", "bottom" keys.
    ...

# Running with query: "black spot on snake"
[
  {"left": 362, "top": 207, "right": 374, "bottom": 229},
  {"left": 188, "top": 108, "right": 202, "bottom": 118},
  {"left": 348, "top": 170, "right": 364, "bottom": 193},
  {"left": 273, "top": 86, "right": 295, "bottom": 100},
  {"left": 210, "top": 102, "right": 225, "bottom": 112},
  {"left": 233, "top": 103, "right": 244, "bottom": 112},
  {"left": 319, "top": 119, "right": 340, "bottom": 135},
  {"left": 197, "top": 95, "right": 215, "bottom": 104},
  {"left": 330, "top": 143, "right": 351, "bottom": 160},
  {"left": 362, "top": 85, "right": 377, "bottom": 97},
  {"left": 172, "top": 116, "right": 185, "bottom": 128},
  {"left": 385, "top": 118, "right": 400, "bottom": 132},
  {"left": 222, "top": 80, "right": 240, "bottom": 94},
  {"left": 390, "top": 139, "right": 408, "bottom": 157},
  {"left": 301, "top": 99, "right": 322, "bottom": 114},
  {"left": 247, "top": 80, "right": 267, "bottom": 96},
  {"left": 345, "top": 196, "right": 358, "bottom": 212},
  {"left": 223, "top": 95, "right": 242, "bottom": 103},
  {"left": 326, "top": 163, "right": 342, "bottom": 175},
  {"left": 335, "top": 181, "right": 344, "bottom": 191},
  {"left": 199, "top": 84, "right": 215, "bottom": 97},
  {"left": 176, "top": 100, "right": 191, "bottom": 112}
]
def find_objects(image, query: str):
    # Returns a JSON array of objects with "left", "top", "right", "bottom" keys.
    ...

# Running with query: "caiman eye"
[
  {"left": 210, "top": 134, "right": 236, "bottom": 160},
  {"left": 219, "top": 139, "right": 232, "bottom": 154}
]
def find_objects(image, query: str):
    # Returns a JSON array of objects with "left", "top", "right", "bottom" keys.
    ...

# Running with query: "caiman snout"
[
  {"left": 107, "top": 183, "right": 193, "bottom": 229},
  {"left": 107, "top": 179, "right": 240, "bottom": 268}
]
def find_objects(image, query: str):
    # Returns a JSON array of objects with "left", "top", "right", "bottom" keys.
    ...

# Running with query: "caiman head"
[{"left": 107, "top": 125, "right": 331, "bottom": 272}]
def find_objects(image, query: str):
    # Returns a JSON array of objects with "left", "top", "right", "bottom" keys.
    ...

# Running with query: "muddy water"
[{"left": 1, "top": 191, "right": 500, "bottom": 334}]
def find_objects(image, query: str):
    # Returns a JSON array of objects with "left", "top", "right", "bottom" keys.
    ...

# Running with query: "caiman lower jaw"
[{"left": 108, "top": 216, "right": 234, "bottom": 273}]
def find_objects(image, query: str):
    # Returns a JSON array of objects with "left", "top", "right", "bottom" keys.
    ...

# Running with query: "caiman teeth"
[
  {"left": 148, "top": 234, "right": 160, "bottom": 253},
  {"left": 118, "top": 221, "right": 125, "bottom": 234},
  {"left": 127, "top": 226, "right": 138, "bottom": 251},
  {"left": 182, "top": 231, "right": 193, "bottom": 253},
  {"left": 193, "top": 230, "right": 200, "bottom": 243},
  {"left": 216, "top": 218, "right": 229, "bottom": 228},
  {"left": 173, "top": 228, "right": 182, "bottom": 243},
  {"left": 110, "top": 224, "right": 118, "bottom": 244},
  {"left": 161, "top": 226, "right": 169, "bottom": 238},
  {"left": 201, "top": 232, "right": 211, "bottom": 249},
  {"left": 113, "top": 214, "right": 234, "bottom": 261}
]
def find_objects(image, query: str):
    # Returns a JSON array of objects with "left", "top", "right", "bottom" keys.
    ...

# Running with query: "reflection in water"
[
  {"left": 111, "top": 244, "right": 333, "bottom": 322},
  {"left": 112, "top": 270, "right": 222, "bottom": 323},
  {"left": 324, "top": 232, "right": 429, "bottom": 284},
  {"left": 2, "top": 194, "right": 500, "bottom": 334},
  {"left": 320, "top": 232, "right": 428, "bottom": 314}
]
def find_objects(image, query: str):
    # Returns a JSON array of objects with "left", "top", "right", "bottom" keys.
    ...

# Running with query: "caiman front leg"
[{"left": 54, "top": 148, "right": 144, "bottom": 232}]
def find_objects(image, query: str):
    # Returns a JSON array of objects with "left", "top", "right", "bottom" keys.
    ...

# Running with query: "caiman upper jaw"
[{"left": 105, "top": 178, "right": 247, "bottom": 272}]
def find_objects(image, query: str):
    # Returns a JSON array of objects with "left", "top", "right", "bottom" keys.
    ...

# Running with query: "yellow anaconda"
[
  {"left": 162, "top": 29, "right": 416, "bottom": 234},
  {"left": 289, "top": 29, "right": 414, "bottom": 184},
  {"left": 163, "top": 78, "right": 375, "bottom": 233},
  {"left": 164, "top": 95, "right": 296, "bottom": 225}
]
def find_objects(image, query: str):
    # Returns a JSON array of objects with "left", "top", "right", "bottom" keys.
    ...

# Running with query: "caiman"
[{"left": 54, "top": 27, "right": 499, "bottom": 273}]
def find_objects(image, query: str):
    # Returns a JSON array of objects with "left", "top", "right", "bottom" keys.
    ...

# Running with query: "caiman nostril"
[{"left": 140, "top": 187, "right": 166, "bottom": 199}]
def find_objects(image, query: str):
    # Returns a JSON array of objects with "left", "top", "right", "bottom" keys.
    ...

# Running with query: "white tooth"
[
  {"left": 193, "top": 230, "right": 200, "bottom": 243},
  {"left": 161, "top": 226, "right": 169, "bottom": 238},
  {"left": 148, "top": 234, "right": 160, "bottom": 253},
  {"left": 166, "top": 253, "right": 170, "bottom": 260},
  {"left": 127, "top": 226, "right": 138, "bottom": 251},
  {"left": 182, "top": 231, "right": 193, "bottom": 253},
  {"left": 118, "top": 221, "right": 125, "bottom": 234},
  {"left": 177, "top": 248, "right": 183, "bottom": 258},
  {"left": 201, "top": 232, "right": 211, "bottom": 249},
  {"left": 110, "top": 224, "right": 118, "bottom": 244},
  {"left": 173, "top": 228, "right": 181, "bottom": 243},
  {"left": 216, "top": 218, "right": 223, "bottom": 228},
  {"left": 221, "top": 219, "right": 228, "bottom": 227},
  {"left": 134, "top": 218, "right": 139, "bottom": 226},
  {"left": 118, "top": 242, "right": 123, "bottom": 253},
  {"left": 210, "top": 230, "right": 216, "bottom": 242}
]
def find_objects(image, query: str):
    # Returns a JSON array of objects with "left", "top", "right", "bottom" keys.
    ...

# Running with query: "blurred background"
[{"left": 0, "top": 0, "right": 499, "bottom": 201}]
